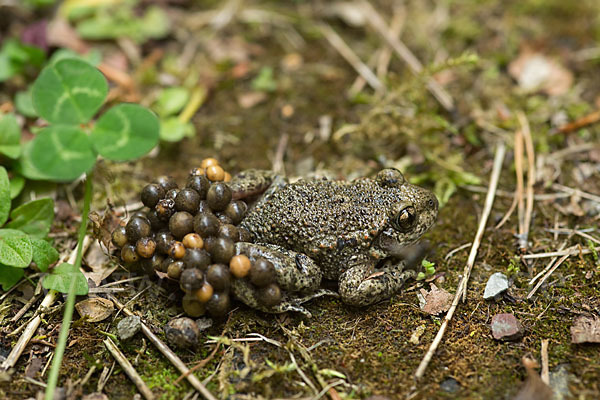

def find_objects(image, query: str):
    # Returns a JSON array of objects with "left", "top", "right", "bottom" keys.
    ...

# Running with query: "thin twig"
[
  {"left": 104, "top": 337, "right": 155, "bottom": 400},
  {"left": 526, "top": 253, "right": 570, "bottom": 299},
  {"left": 415, "top": 142, "right": 505, "bottom": 379},
  {"left": 109, "top": 295, "right": 217, "bottom": 400},
  {"left": 494, "top": 192, "right": 518, "bottom": 229},
  {"left": 541, "top": 339, "right": 549, "bottom": 384},
  {"left": 551, "top": 183, "right": 600, "bottom": 204},
  {"left": 518, "top": 111, "right": 536, "bottom": 251},
  {"left": 515, "top": 127, "right": 525, "bottom": 248},
  {"left": 557, "top": 109, "right": 600, "bottom": 133},
  {"left": 523, "top": 247, "right": 591, "bottom": 259},
  {"left": 529, "top": 243, "right": 566, "bottom": 286},
  {"left": 462, "top": 185, "right": 570, "bottom": 201},
  {"left": 358, "top": 0, "right": 455, "bottom": 112},
  {"left": 319, "top": 23, "right": 384, "bottom": 92}
]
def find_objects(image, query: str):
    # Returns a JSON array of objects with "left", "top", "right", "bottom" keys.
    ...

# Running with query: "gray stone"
[
  {"left": 483, "top": 272, "right": 509, "bottom": 300},
  {"left": 195, "top": 317, "right": 213, "bottom": 332},
  {"left": 549, "top": 364, "right": 571, "bottom": 400},
  {"left": 117, "top": 316, "right": 141, "bottom": 340},
  {"left": 440, "top": 377, "right": 460, "bottom": 393},
  {"left": 491, "top": 313, "right": 523, "bottom": 341}
]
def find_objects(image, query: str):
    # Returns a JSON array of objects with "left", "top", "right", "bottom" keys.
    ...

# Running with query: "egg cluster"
[{"left": 110, "top": 158, "right": 282, "bottom": 317}]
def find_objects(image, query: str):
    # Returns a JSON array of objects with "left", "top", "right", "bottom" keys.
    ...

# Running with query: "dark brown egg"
[
  {"left": 175, "top": 188, "right": 200, "bottom": 213},
  {"left": 193, "top": 213, "right": 220, "bottom": 237},
  {"left": 225, "top": 201, "right": 247, "bottom": 225},
  {"left": 155, "top": 231, "right": 174, "bottom": 254},
  {"left": 206, "top": 182, "right": 232, "bottom": 211},
  {"left": 111, "top": 225, "right": 128, "bottom": 248},
  {"left": 147, "top": 209, "right": 166, "bottom": 231},
  {"left": 141, "top": 184, "right": 165, "bottom": 208},
  {"left": 165, "top": 188, "right": 179, "bottom": 201},
  {"left": 197, "top": 200, "right": 211, "bottom": 214},
  {"left": 218, "top": 224, "right": 239, "bottom": 242},
  {"left": 125, "top": 217, "right": 151, "bottom": 243},
  {"left": 250, "top": 258, "right": 275, "bottom": 287},
  {"left": 168, "top": 241, "right": 186, "bottom": 259},
  {"left": 140, "top": 253, "right": 164, "bottom": 274},
  {"left": 182, "top": 233, "right": 203, "bottom": 249},
  {"left": 165, "top": 316, "right": 200, "bottom": 347},
  {"left": 121, "top": 244, "right": 139, "bottom": 264},
  {"left": 211, "top": 238, "right": 234, "bottom": 264},
  {"left": 135, "top": 237, "right": 156, "bottom": 258},
  {"left": 182, "top": 248, "right": 211, "bottom": 271},
  {"left": 167, "top": 260, "right": 184, "bottom": 279},
  {"left": 259, "top": 283, "right": 282, "bottom": 307},
  {"left": 206, "top": 292, "right": 231, "bottom": 317},
  {"left": 181, "top": 294, "right": 206, "bottom": 318},
  {"left": 180, "top": 268, "right": 204, "bottom": 292},
  {"left": 131, "top": 211, "right": 149, "bottom": 220},
  {"left": 169, "top": 211, "right": 194, "bottom": 239},
  {"left": 229, "top": 254, "right": 251, "bottom": 278},
  {"left": 155, "top": 176, "right": 178, "bottom": 192},
  {"left": 189, "top": 167, "right": 204, "bottom": 177},
  {"left": 238, "top": 227, "right": 252, "bottom": 242},
  {"left": 155, "top": 198, "right": 175, "bottom": 221},
  {"left": 217, "top": 213, "right": 233, "bottom": 225},
  {"left": 206, "top": 264, "right": 231, "bottom": 291},
  {"left": 186, "top": 175, "right": 210, "bottom": 200},
  {"left": 160, "top": 257, "right": 175, "bottom": 273},
  {"left": 195, "top": 282, "right": 214, "bottom": 302}
]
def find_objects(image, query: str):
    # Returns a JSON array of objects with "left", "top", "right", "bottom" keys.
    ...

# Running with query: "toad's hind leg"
[{"left": 338, "top": 261, "right": 417, "bottom": 307}]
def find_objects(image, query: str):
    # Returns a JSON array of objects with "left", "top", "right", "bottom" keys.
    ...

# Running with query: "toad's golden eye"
[{"left": 392, "top": 206, "right": 416, "bottom": 232}]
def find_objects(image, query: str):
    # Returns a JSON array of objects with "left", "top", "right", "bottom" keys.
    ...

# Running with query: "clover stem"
[{"left": 45, "top": 172, "right": 93, "bottom": 400}]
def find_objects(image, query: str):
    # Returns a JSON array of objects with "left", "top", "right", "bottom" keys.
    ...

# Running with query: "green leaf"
[
  {"left": 0, "top": 113, "right": 21, "bottom": 159},
  {"left": 90, "top": 103, "right": 159, "bottom": 161},
  {"left": 0, "top": 39, "right": 45, "bottom": 82},
  {"left": 5, "top": 198, "right": 54, "bottom": 238},
  {"left": 251, "top": 67, "right": 277, "bottom": 92},
  {"left": 159, "top": 117, "right": 194, "bottom": 142},
  {"left": 16, "top": 139, "right": 51, "bottom": 181},
  {"left": 48, "top": 48, "right": 101, "bottom": 66},
  {"left": 42, "top": 262, "right": 89, "bottom": 295},
  {"left": 25, "top": 125, "right": 97, "bottom": 181},
  {"left": 15, "top": 88, "right": 38, "bottom": 118},
  {"left": 32, "top": 58, "right": 108, "bottom": 124},
  {"left": 9, "top": 175, "right": 25, "bottom": 199},
  {"left": 0, "top": 264, "right": 25, "bottom": 290},
  {"left": 154, "top": 87, "right": 189, "bottom": 117},
  {"left": 31, "top": 238, "right": 59, "bottom": 272},
  {"left": 0, "top": 229, "right": 33, "bottom": 268},
  {"left": 0, "top": 166, "right": 10, "bottom": 225}
]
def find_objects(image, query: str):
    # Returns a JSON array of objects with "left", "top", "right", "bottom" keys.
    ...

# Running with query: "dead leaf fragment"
[
  {"left": 508, "top": 50, "right": 573, "bottom": 96},
  {"left": 571, "top": 315, "right": 600, "bottom": 344},
  {"left": 237, "top": 91, "right": 267, "bottom": 109},
  {"left": 513, "top": 357, "right": 554, "bottom": 400},
  {"left": 417, "top": 284, "right": 453, "bottom": 315},
  {"left": 75, "top": 298, "right": 114, "bottom": 323}
]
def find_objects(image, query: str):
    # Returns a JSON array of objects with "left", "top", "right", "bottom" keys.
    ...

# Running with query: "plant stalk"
[{"left": 45, "top": 172, "right": 93, "bottom": 400}]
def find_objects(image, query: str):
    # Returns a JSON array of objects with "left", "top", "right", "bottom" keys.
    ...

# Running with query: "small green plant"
[
  {"left": 0, "top": 39, "right": 45, "bottom": 82},
  {"left": 153, "top": 86, "right": 205, "bottom": 143},
  {"left": 416, "top": 259, "right": 436, "bottom": 281},
  {"left": 507, "top": 256, "right": 521, "bottom": 277},
  {"left": 2, "top": 57, "right": 160, "bottom": 399}
]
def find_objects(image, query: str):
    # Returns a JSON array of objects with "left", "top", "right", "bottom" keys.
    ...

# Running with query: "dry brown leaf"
[
  {"left": 508, "top": 49, "right": 573, "bottom": 96},
  {"left": 513, "top": 357, "right": 554, "bottom": 400},
  {"left": 571, "top": 315, "right": 600, "bottom": 344},
  {"left": 418, "top": 284, "right": 453, "bottom": 315},
  {"left": 75, "top": 298, "right": 114, "bottom": 323},
  {"left": 83, "top": 240, "right": 118, "bottom": 287},
  {"left": 237, "top": 91, "right": 267, "bottom": 109}
]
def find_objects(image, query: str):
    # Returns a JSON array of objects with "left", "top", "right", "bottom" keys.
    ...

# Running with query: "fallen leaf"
[
  {"left": 83, "top": 240, "right": 117, "bottom": 287},
  {"left": 418, "top": 284, "right": 453, "bottom": 315},
  {"left": 237, "top": 91, "right": 267, "bottom": 109},
  {"left": 508, "top": 49, "right": 573, "bottom": 96},
  {"left": 75, "top": 298, "right": 114, "bottom": 322},
  {"left": 571, "top": 315, "right": 600, "bottom": 344},
  {"left": 513, "top": 357, "right": 554, "bottom": 400}
]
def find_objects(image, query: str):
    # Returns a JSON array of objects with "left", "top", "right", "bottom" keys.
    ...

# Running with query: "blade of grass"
[{"left": 45, "top": 172, "right": 93, "bottom": 400}]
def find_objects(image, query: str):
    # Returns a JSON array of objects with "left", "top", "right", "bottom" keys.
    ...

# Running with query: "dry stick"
[
  {"left": 514, "top": 128, "right": 526, "bottom": 248},
  {"left": 526, "top": 253, "right": 570, "bottom": 299},
  {"left": 494, "top": 192, "right": 518, "bottom": 230},
  {"left": 104, "top": 337, "right": 155, "bottom": 400},
  {"left": 529, "top": 243, "right": 566, "bottom": 286},
  {"left": 519, "top": 111, "right": 536, "bottom": 251},
  {"left": 557, "top": 109, "right": 600, "bottom": 133},
  {"left": 551, "top": 183, "right": 600, "bottom": 204},
  {"left": 108, "top": 295, "right": 217, "bottom": 400},
  {"left": 0, "top": 237, "right": 92, "bottom": 371},
  {"left": 540, "top": 339, "right": 550, "bottom": 385},
  {"left": 358, "top": 0, "right": 454, "bottom": 112},
  {"left": 523, "top": 247, "right": 591, "bottom": 259},
  {"left": 349, "top": 8, "right": 405, "bottom": 95},
  {"left": 319, "top": 23, "right": 384, "bottom": 92},
  {"left": 415, "top": 142, "right": 506, "bottom": 379}
]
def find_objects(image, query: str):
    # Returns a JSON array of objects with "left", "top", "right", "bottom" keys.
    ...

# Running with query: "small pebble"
[
  {"left": 491, "top": 313, "right": 523, "bottom": 341},
  {"left": 483, "top": 272, "right": 509, "bottom": 300},
  {"left": 164, "top": 317, "right": 200, "bottom": 348},
  {"left": 117, "top": 315, "right": 141, "bottom": 340}
]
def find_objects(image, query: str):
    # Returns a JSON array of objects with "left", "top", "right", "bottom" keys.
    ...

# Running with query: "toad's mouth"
[{"left": 374, "top": 241, "right": 430, "bottom": 271}]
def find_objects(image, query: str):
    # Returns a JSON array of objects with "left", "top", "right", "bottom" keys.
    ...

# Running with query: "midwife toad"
[{"left": 229, "top": 168, "right": 438, "bottom": 315}]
